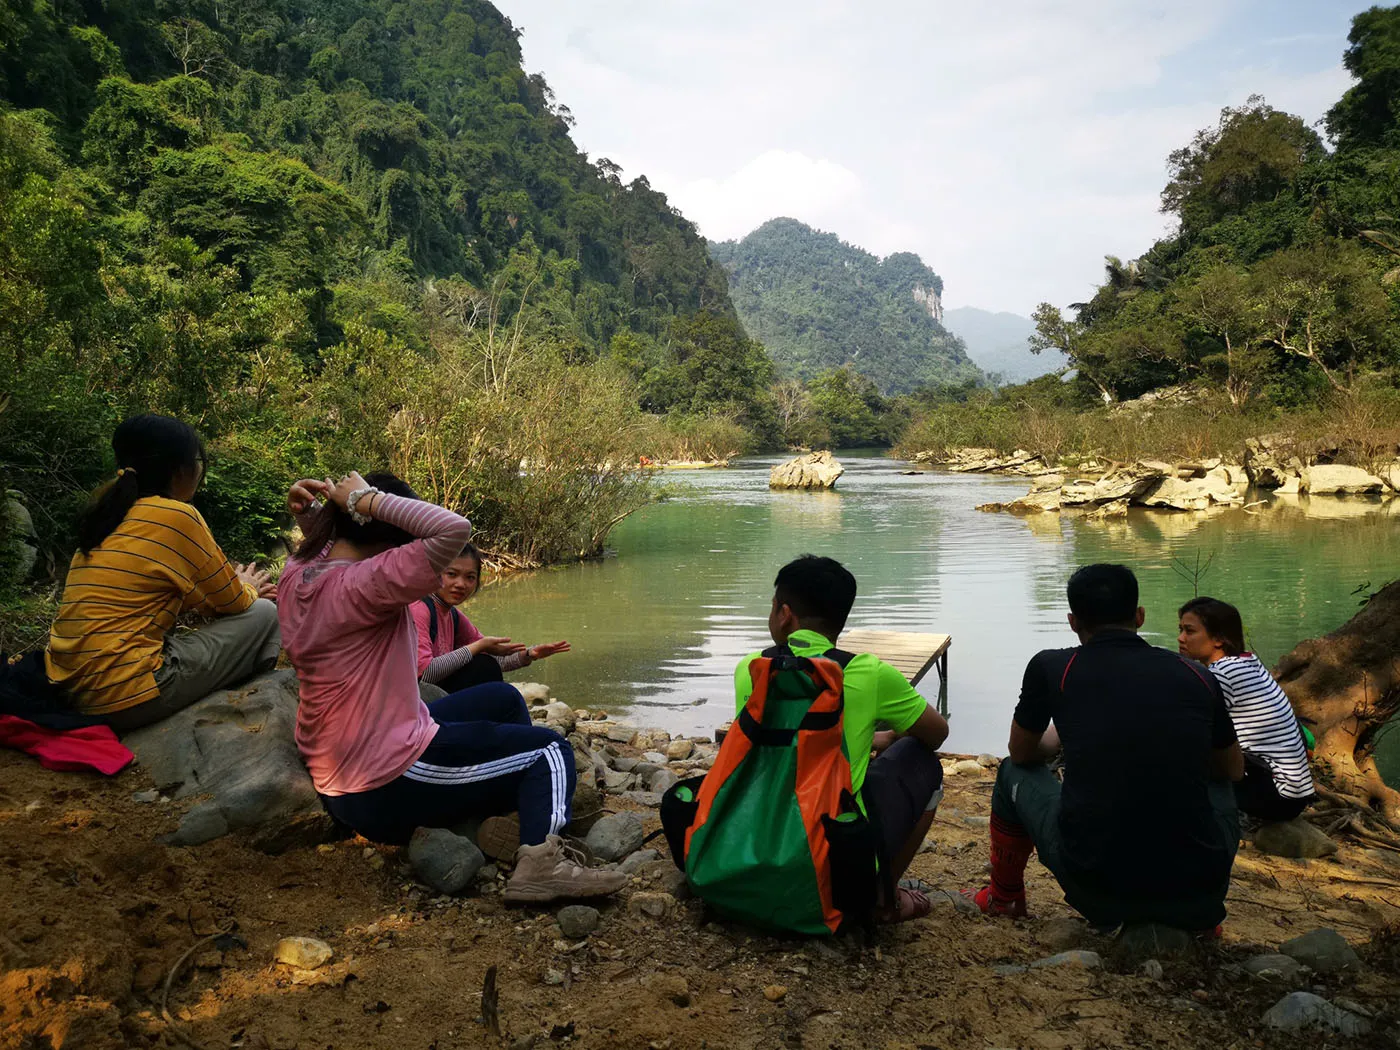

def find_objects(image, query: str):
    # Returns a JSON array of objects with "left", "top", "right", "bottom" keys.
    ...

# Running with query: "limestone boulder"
[
  {"left": 1138, "top": 474, "right": 1243, "bottom": 511},
  {"left": 1061, "top": 465, "right": 1161, "bottom": 507},
  {"left": 1244, "top": 437, "right": 1303, "bottom": 489},
  {"left": 3, "top": 492, "right": 38, "bottom": 582},
  {"left": 1301, "top": 464, "right": 1385, "bottom": 495},
  {"left": 124, "top": 670, "right": 334, "bottom": 851},
  {"left": 770, "top": 450, "right": 844, "bottom": 491}
]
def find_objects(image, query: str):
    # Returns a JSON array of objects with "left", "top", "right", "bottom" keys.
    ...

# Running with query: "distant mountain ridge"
[
  {"left": 709, "top": 218, "right": 982, "bottom": 395},
  {"left": 942, "top": 307, "right": 1064, "bottom": 383}
]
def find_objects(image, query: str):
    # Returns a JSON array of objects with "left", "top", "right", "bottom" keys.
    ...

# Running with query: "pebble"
[
  {"left": 763, "top": 984, "right": 788, "bottom": 1002},
  {"left": 666, "top": 739, "right": 694, "bottom": 760},
  {"left": 274, "top": 936, "right": 333, "bottom": 970},
  {"left": 619, "top": 849, "right": 661, "bottom": 876},
  {"left": 1030, "top": 950, "right": 1102, "bottom": 970},
  {"left": 1279, "top": 928, "right": 1360, "bottom": 975},
  {"left": 407, "top": 827, "right": 484, "bottom": 895},
  {"left": 478, "top": 864, "right": 498, "bottom": 883},
  {"left": 131, "top": 789, "right": 161, "bottom": 804},
  {"left": 585, "top": 813, "right": 645, "bottom": 862},
  {"left": 648, "top": 769, "right": 680, "bottom": 794},
  {"left": 1262, "top": 992, "right": 1371, "bottom": 1035},
  {"left": 557, "top": 906, "right": 600, "bottom": 939},
  {"left": 1141, "top": 959, "right": 1164, "bottom": 980},
  {"left": 627, "top": 892, "right": 676, "bottom": 919},
  {"left": 543, "top": 968, "right": 566, "bottom": 986},
  {"left": 647, "top": 973, "right": 691, "bottom": 1006},
  {"left": 1243, "top": 953, "right": 1305, "bottom": 982}
]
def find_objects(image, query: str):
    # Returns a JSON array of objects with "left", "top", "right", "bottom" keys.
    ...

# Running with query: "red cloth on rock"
[{"left": 0, "top": 714, "right": 134, "bottom": 775}]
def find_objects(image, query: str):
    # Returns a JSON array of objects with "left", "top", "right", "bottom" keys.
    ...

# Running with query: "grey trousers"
[{"left": 104, "top": 599, "right": 282, "bottom": 732}]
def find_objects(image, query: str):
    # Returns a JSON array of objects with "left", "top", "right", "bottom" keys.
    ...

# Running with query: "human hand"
[
  {"left": 326, "top": 471, "right": 369, "bottom": 512},
  {"left": 235, "top": 562, "right": 276, "bottom": 600},
  {"left": 527, "top": 641, "right": 571, "bottom": 661},
  {"left": 471, "top": 636, "right": 528, "bottom": 658},
  {"left": 287, "top": 478, "right": 331, "bottom": 516},
  {"left": 870, "top": 730, "right": 898, "bottom": 756}
]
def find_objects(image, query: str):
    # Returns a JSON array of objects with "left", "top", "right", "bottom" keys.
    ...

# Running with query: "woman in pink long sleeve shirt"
[{"left": 277, "top": 471, "right": 624, "bottom": 904}]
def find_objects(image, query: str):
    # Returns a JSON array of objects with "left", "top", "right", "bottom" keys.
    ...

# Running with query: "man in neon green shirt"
[{"left": 735, "top": 555, "right": 950, "bottom": 922}]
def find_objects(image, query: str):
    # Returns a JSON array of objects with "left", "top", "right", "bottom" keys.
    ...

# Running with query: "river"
[{"left": 467, "top": 451, "right": 1399, "bottom": 777}]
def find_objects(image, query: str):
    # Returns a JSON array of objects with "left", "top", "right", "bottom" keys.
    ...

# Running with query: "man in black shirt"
[{"left": 969, "top": 564, "right": 1243, "bottom": 930}]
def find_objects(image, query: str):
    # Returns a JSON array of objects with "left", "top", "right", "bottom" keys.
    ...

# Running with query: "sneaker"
[
  {"left": 964, "top": 885, "right": 1028, "bottom": 918},
  {"left": 478, "top": 814, "right": 521, "bottom": 861},
  {"left": 503, "top": 835, "right": 629, "bottom": 903}
]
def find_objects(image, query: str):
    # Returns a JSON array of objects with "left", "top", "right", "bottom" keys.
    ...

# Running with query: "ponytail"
[
  {"left": 292, "top": 471, "right": 420, "bottom": 561},
  {"left": 76, "top": 415, "right": 205, "bottom": 554}
]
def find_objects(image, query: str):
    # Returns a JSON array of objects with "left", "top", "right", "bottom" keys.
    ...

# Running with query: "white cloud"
[{"left": 500, "top": 0, "right": 1356, "bottom": 314}]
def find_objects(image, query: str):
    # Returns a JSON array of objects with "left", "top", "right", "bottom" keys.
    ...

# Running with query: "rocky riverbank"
[
  {"left": 911, "top": 438, "right": 1399, "bottom": 516},
  {"left": 5, "top": 680, "right": 1400, "bottom": 1049}
]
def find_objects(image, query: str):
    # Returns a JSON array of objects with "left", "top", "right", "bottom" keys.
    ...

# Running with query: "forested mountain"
[
  {"left": 1028, "top": 7, "right": 1400, "bottom": 409},
  {"left": 0, "top": 0, "right": 774, "bottom": 571},
  {"left": 710, "top": 219, "right": 982, "bottom": 395},
  {"left": 942, "top": 307, "right": 1058, "bottom": 384}
]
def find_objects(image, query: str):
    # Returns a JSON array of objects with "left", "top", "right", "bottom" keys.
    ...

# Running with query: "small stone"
[
  {"left": 657, "top": 868, "right": 691, "bottom": 900},
  {"left": 274, "top": 936, "right": 333, "bottom": 970},
  {"left": 763, "top": 984, "right": 788, "bottom": 1002},
  {"left": 647, "top": 973, "right": 691, "bottom": 1006},
  {"left": 621, "top": 791, "right": 663, "bottom": 807},
  {"left": 1142, "top": 960, "right": 1164, "bottom": 980},
  {"left": 1030, "top": 950, "right": 1102, "bottom": 970},
  {"left": 131, "top": 789, "right": 160, "bottom": 804},
  {"left": 477, "top": 864, "right": 498, "bottom": 883},
  {"left": 1243, "top": 953, "right": 1305, "bottom": 981},
  {"left": 631, "top": 762, "right": 662, "bottom": 780},
  {"left": 1251, "top": 819, "right": 1338, "bottom": 859},
  {"left": 557, "top": 905, "right": 600, "bottom": 939},
  {"left": 627, "top": 892, "right": 676, "bottom": 919},
  {"left": 643, "top": 751, "right": 669, "bottom": 765},
  {"left": 611, "top": 756, "right": 639, "bottom": 773},
  {"left": 605, "top": 725, "right": 636, "bottom": 744},
  {"left": 600, "top": 766, "right": 633, "bottom": 792},
  {"left": 992, "top": 963, "right": 1029, "bottom": 976},
  {"left": 666, "top": 739, "right": 694, "bottom": 760},
  {"left": 1262, "top": 992, "right": 1371, "bottom": 1035},
  {"left": 585, "top": 813, "right": 645, "bottom": 862},
  {"left": 961, "top": 814, "right": 990, "bottom": 828},
  {"left": 540, "top": 701, "right": 576, "bottom": 734},
  {"left": 543, "top": 968, "right": 566, "bottom": 986},
  {"left": 1279, "top": 928, "right": 1360, "bottom": 975},
  {"left": 407, "top": 827, "right": 484, "bottom": 895},
  {"left": 648, "top": 769, "right": 679, "bottom": 794},
  {"left": 619, "top": 849, "right": 660, "bottom": 876}
]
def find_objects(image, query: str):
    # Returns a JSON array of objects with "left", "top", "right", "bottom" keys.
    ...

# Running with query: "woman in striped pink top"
[{"left": 278, "top": 471, "right": 625, "bottom": 904}]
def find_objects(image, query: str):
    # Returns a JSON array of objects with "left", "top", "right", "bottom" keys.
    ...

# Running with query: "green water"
[{"left": 466, "top": 451, "right": 1399, "bottom": 774}]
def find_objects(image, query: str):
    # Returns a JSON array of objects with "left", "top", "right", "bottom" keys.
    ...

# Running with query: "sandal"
[{"left": 877, "top": 884, "right": 932, "bottom": 924}]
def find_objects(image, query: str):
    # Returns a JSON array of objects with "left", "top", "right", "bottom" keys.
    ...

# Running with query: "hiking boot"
[
  {"left": 965, "top": 885, "right": 1027, "bottom": 918},
  {"left": 478, "top": 814, "right": 520, "bottom": 861},
  {"left": 503, "top": 835, "right": 629, "bottom": 903}
]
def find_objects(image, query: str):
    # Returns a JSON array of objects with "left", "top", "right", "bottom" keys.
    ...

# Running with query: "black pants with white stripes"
[{"left": 322, "top": 683, "right": 575, "bottom": 847}]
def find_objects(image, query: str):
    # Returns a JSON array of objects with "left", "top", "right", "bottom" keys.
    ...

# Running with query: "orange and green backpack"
[{"left": 659, "top": 645, "right": 883, "bottom": 935}]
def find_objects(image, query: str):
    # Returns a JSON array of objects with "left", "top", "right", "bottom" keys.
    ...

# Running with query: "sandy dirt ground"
[{"left": 3, "top": 746, "right": 1400, "bottom": 1050}]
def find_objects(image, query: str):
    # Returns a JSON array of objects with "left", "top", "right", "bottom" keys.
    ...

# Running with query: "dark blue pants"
[{"left": 323, "top": 682, "right": 575, "bottom": 847}]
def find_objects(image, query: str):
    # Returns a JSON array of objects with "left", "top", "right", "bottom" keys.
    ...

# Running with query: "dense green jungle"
[{"left": 5, "top": 0, "right": 1400, "bottom": 632}]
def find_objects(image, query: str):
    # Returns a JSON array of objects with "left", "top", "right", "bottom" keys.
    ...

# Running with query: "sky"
[{"left": 493, "top": 0, "right": 1361, "bottom": 317}]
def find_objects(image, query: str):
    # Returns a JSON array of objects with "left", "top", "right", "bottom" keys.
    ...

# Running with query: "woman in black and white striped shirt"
[{"left": 1178, "top": 597, "right": 1315, "bottom": 822}]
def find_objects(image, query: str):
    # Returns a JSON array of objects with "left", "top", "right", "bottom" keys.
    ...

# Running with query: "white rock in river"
[
  {"left": 770, "top": 451, "right": 844, "bottom": 490},
  {"left": 1301, "top": 464, "right": 1385, "bottom": 495}
]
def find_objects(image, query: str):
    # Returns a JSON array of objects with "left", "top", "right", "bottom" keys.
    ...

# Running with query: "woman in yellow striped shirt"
[{"left": 46, "top": 415, "right": 281, "bottom": 730}]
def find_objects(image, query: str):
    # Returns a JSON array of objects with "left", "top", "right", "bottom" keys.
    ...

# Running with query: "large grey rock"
[
  {"left": 1279, "top": 928, "right": 1360, "bottom": 974},
  {"left": 126, "top": 670, "right": 333, "bottom": 851},
  {"left": 1302, "top": 464, "right": 1385, "bottom": 495},
  {"left": 1251, "top": 819, "right": 1337, "bottom": 859},
  {"left": 1243, "top": 953, "right": 1306, "bottom": 982},
  {"left": 648, "top": 769, "right": 679, "bottom": 794},
  {"left": 408, "top": 827, "right": 484, "bottom": 895},
  {"left": 1262, "top": 992, "right": 1371, "bottom": 1035},
  {"left": 584, "top": 812, "right": 645, "bottom": 862},
  {"left": 770, "top": 451, "right": 844, "bottom": 491},
  {"left": 1244, "top": 438, "right": 1303, "bottom": 489},
  {"left": 3, "top": 493, "right": 38, "bottom": 581}
]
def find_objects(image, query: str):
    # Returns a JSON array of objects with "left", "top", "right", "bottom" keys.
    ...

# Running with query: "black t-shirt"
[{"left": 1014, "top": 630, "right": 1238, "bottom": 898}]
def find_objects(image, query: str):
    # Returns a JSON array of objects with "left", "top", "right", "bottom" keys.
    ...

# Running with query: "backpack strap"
[
  {"left": 420, "top": 598, "right": 439, "bottom": 645},
  {"left": 741, "top": 644, "right": 849, "bottom": 744}
]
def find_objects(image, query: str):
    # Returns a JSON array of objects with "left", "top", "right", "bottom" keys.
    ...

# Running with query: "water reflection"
[{"left": 468, "top": 453, "right": 1398, "bottom": 761}]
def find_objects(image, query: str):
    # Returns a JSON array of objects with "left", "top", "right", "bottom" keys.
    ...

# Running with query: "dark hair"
[
  {"left": 293, "top": 471, "right": 420, "bottom": 560},
  {"left": 1178, "top": 596, "right": 1245, "bottom": 656},
  {"left": 1066, "top": 563, "right": 1139, "bottom": 630},
  {"left": 77, "top": 414, "right": 205, "bottom": 553},
  {"left": 452, "top": 541, "right": 483, "bottom": 574},
  {"left": 774, "top": 555, "right": 857, "bottom": 636}
]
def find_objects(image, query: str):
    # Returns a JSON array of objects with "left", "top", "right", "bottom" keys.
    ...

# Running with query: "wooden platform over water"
[{"left": 840, "top": 629, "right": 951, "bottom": 687}]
